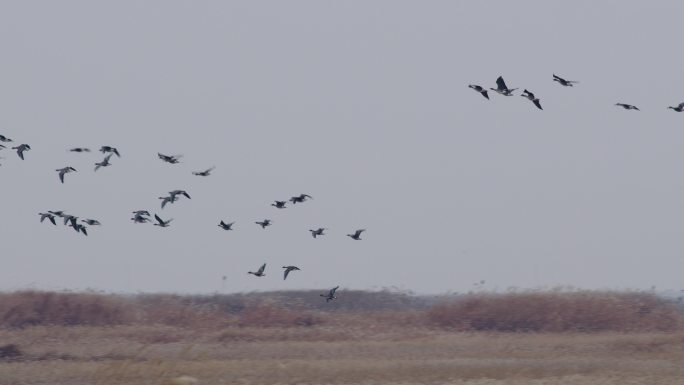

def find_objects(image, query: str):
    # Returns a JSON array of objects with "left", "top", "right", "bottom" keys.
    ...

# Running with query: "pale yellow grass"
[{"left": 1, "top": 326, "right": 684, "bottom": 385}]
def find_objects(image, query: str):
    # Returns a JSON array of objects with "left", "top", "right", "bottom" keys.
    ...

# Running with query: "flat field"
[{"left": 0, "top": 290, "right": 682, "bottom": 385}]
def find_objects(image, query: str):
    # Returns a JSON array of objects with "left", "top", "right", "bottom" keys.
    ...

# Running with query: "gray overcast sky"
[{"left": 1, "top": 1, "right": 684, "bottom": 294}]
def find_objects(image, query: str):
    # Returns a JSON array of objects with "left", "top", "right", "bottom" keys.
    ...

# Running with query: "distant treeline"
[{"left": 0, "top": 290, "right": 680, "bottom": 332}]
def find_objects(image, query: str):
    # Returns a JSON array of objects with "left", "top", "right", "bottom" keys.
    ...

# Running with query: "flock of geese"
[
  {"left": 469, "top": 74, "right": 684, "bottom": 112},
  {"left": 6, "top": 72, "right": 680, "bottom": 301},
  {"left": 1, "top": 139, "right": 362, "bottom": 302}
]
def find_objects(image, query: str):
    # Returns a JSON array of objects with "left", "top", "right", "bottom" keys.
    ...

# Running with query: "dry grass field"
[{"left": 0, "top": 290, "right": 683, "bottom": 385}]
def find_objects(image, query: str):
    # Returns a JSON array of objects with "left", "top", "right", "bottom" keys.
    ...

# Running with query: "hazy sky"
[{"left": 1, "top": 1, "right": 684, "bottom": 294}]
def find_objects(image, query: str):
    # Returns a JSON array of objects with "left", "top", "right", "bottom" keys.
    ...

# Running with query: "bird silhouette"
[
  {"left": 309, "top": 228, "right": 326, "bottom": 238},
  {"left": 56, "top": 167, "right": 77, "bottom": 183},
  {"left": 552, "top": 74, "right": 579, "bottom": 87},
  {"left": 468, "top": 84, "right": 489, "bottom": 100},
  {"left": 99, "top": 146, "right": 120, "bottom": 157},
  {"left": 255, "top": 219, "right": 272, "bottom": 229},
  {"left": 248, "top": 263, "right": 266, "bottom": 277},
  {"left": 12, "top": 144, "right": 31, "bottom": 160},
  {"left": 218, "top": 221, "right": 235, "bottom": 230},
  {"left": 616, "top": 103, "right": 639, "bottom": 110},
  {"left": 153, "top": 214, "right": 173, "bottom": 227},
  {"left": 192, "top": 166, "right": 215, "bottom": 176},
  {"left": 282, "top": 266, "right": 300, "bottom": 280},
  {"left": 490, "top": 76, "right": 517, "bottom": 96},
  {"left": 271, "top": 201, "right": 287, "bottom": 209},
  {"left": 347, "top": 229, "right": 366, "bottom": 240},
  {"left": 521, "top": 89, "right": 543, "bottom": 110},
  {"left": 320, "top": 286, "right": 339, "bottom": 302}
]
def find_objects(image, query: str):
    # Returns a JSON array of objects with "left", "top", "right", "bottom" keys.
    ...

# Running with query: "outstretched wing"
[
  {"left": 496, "top": 76, "right": 508, "bottom": 91},
  {"left": 154, "top": 214, "right": 164, "bottom": 224},
  {"left": 533, "top": 99, "right": 543, "bottom": 110},
  {"left": 283, "top": 268, "right": 291, "bottom": 280},
  {"left": 257, "top": 263, "right": 266, "bottom": 274},
  {"left": 355, "top": 229, "right": 366, "bottom": 237},
  {"left": 330, "top": 286, "right": 339, "bottom": 296},
  {"left": 679, "top": 102, "right": 684, "bottom": 109},
  {"left": 553, "top": 74, "right": 564, "bottom": 81}
]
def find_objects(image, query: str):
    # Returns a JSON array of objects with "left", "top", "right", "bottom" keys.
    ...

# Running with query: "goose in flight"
[
  {"left": 56, "top": 167, "right": 77, "bottom": 183},
  {"left": 0, "top": 135, "right": 13, "bottom": 142},
  {"left": 12, "top": 144, "right": 30, "bottom": 160},
  {"left": 468, "top": 84, "right": 489, "bottom": 100},
  {"left": 99, "top": 146, "right": 120, "bottom": 157},
  {"left": 521, "top": 89, "right": 543, "bottom": 110},
  {"left": 158, "top": 153, "right": 182, "bottom": 164},
  {"left": 63, "top": 214, "right": 79, "bottom": 227},
  {"left": 218, "top": 221, "right": 235, "bottom": 230},
  {"left": 309, "top": 228, "right": 326, "bottom": 238},
  {"left": 552, "top": 74, "right": 578, "bottom": 87},
  {"left": 153, "top": 214, "right": 173, "bottom": 227},
  {"left": 169, "top": 190, "right": 191, "bottom": 200},
  {"left": 131, "top": 213, "right": 150, "bottom": 223},
  {"left": 39, "top": 212, "right": 57, "bottom": 225},
  {"left": 490, "top": 76, "right": 517, "bottom": 96},
  {"left": 72, "top": 223, "right": 88, "bottom": 236},
  {"left": 347, "top": 229, "right": 366, "bottom": 240},
  {"left": 70, "top": 147, "right": 90, "bottom": 153},
  {"left": 321, "top": 286, "right": 339, "bottom": 302},
  {"left": 255, "top": 219, "right": 272, "bottom": 229},
  {"left": 282, "top": 266, "right": 300, "bottom": 280},
  {"left": 616, "top": 103, "right": 639, "bottom": 110},
  {"left": 94, "top": 154, "right": 113, "bottom": 171},
  {"left": 668, "top": 102, "right": 684, "bottom": 112},
  {"left": 82, "top": 219, "right": 101, "bottom": 226},
  {"left": 271, "top": 200, "right": 287, "bottom": 209},
  {"left": 159, "top": 195, "right": 177, "bottom": 209},
  {"left": 192, "top": 167, "right": 215, "bottom": 176},
  {"left": 248, "top": 263, "right": 266, "bottom": 277},
  {"left": 290, "top": 194, "right": 313, "bottom": 204}
]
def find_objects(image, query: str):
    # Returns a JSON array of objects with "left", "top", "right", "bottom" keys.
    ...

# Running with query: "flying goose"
[
  {"left": 70, "top": 147, "right": 90, "bottom": 152},
  {"left": 12, "top": 144, "right": 30, "bottom": 160},
  {"left": 0, "top": 135, "right": 13, "bottom": 142},
  {"left": 290, "top": 194, "right": 313, "bottom": 204},
  {"left": 616, "top": 103, "right": 639, "bottom": 110},
  {"left": 153, "top": 214, "right": 173, "bottom": 227},
  {"left": 271, "top": 201, "right": 287, "bottom": 209},
  {"left": 490, "top": 76, "right": 517, "bottom": 96},
  {"left": 94, "top": 154, "right": 113, "bottom": 171},
  {"left": 63, "top": 214, "right": 79, "bottom": 227},
  {"left": 131, "top": 213, "right": 150, "bottom": 223},
  {"left": 192, "top": 167, "right": 215, "bottom": 176},
  {"left": 309, "top": 228, "right": 326, "bottom": 238},
  {"left": 158, "top": 153, "right": 182, "bottom": 164},
  {"left": 99, "top": 146, "right": 120, "bottom": 157},
  {"left": 39, "top": 212, "right": 57, "bottom": 225},
  {"left": 320, "top": 286, "right": 339, "bottom": 302},
  {"left": 255, "top": 219, "right": 272, "bottom": 229},
  {"left": 468, "top": 84, "right": 489, "bottom": 100},
  {"left": 81, "top": 219, "right": 101, "bottom": 226},
  {"left": 282, "top": 265, "right": 300, "bottom": 280},
  {"left": 169, "top": 190, "right": 191, "bottom": 200},
  {"left": 668, "top": 102, "right": 684, "bottom": 112},
  {"left": 248, "top": 263, "right": 266, "bottom": 277},
  {"left": 521, "top": 89, "right": 543, "bottom": 110},
  {"left": 347, "top": 229, "right": 366, "bottom": 240},
  {"left": 552, "top": 74, "right": 578, "bottom": 87},
  {"left": 73, "top": 223, "right": 88, "bottom": 236},
  {"left": 218, "top": 220, "right": 235, "bottom": 230},
  {"left": 159, "top": 195, "right": 177, "bottom": 209},
  {"left": 56, "top": 167, "right": 77, "bottom": 183}
]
